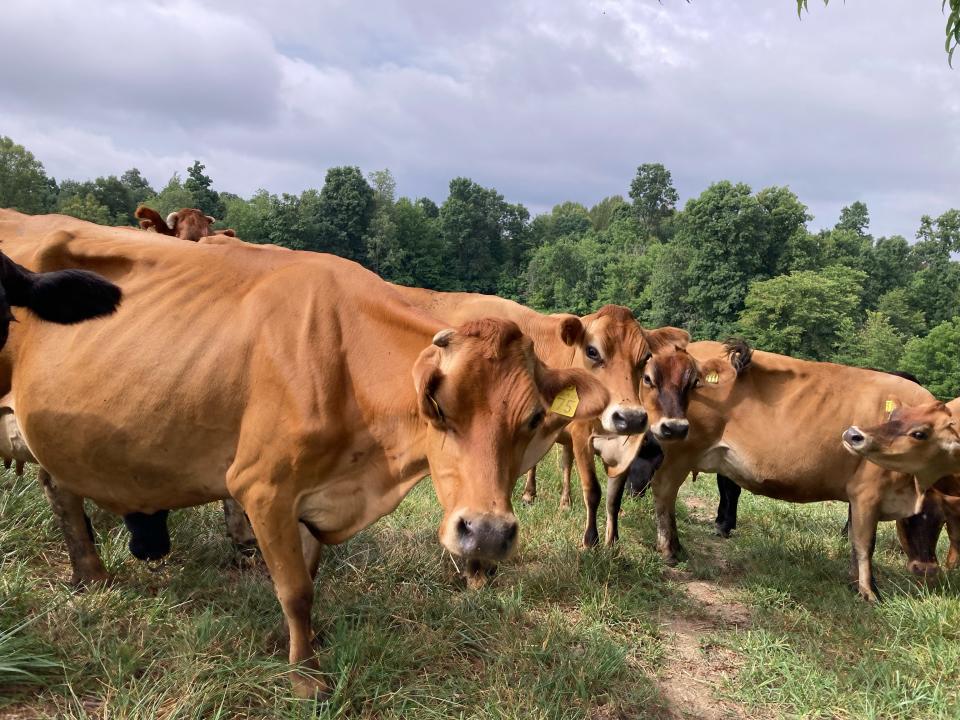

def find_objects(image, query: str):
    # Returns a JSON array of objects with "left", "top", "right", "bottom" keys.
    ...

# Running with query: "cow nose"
[
  {"left": 610, "top": 407, "right": 648, "bottom": 434},
  {"left": 843, "top": 427, "right": 866, "bottom": 449},
  {"left": 455, "top": 513, "right": 518, "bottom": 560},
  {"left": 656, "top": 419, "right": 689, "bottom": 441}
]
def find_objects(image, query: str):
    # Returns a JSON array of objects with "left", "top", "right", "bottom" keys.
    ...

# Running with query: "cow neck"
[{"left": 348, "top": 295, "right": 441, "bottom": 488}]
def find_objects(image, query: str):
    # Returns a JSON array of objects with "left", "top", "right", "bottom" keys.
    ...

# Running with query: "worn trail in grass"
[{"left": 2, "top": 451, "right": 960, "bottom": 719}]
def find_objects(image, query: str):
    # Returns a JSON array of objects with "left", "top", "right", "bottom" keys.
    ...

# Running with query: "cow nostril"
[
  {"left": 505, "top": 521, "right": 518, "bottom": 543},
  {"left": 611, "top": 411, "right": 628, "bottom": 432},
  {"left": 456, "top": 517, "right": 472, "bottom": 539}
]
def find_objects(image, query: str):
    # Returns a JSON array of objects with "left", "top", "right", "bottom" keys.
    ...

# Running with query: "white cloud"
[{"left": 0, "top": 0, "right": 956, "bottom": 237}]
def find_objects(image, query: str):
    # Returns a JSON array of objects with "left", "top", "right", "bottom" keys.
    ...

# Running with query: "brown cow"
[
  {"left": 0, "top": 210, "right": 608, "bottom": 697},
  {"left": 135, "top": 206, "right": 236, "bottom": 242},
  {"left": 390, "top": 286, "right": 689, "bottom": 546},
  {"left": 845, "top": 397, "right": 960, "bottom": 573},
  {"left": 637, "top": 340, "right": 935, "bottom": 601}
]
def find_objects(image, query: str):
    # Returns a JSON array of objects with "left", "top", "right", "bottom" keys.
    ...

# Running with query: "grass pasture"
[{"left": 2, "top": 453, "right": 960, "bottom": 720}]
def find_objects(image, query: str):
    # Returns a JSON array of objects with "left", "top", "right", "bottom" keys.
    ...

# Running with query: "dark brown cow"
[
  {"left": 135, "top": 206, "right": 236, "bottom": 242},
  {"left": 0, "top": 210, "right": 608, "bottom": 697},
  {"left": 636, "top": 340, "right": 936, "bottom": 600}
]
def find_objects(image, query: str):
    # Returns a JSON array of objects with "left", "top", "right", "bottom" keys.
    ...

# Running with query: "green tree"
[
  {"left": 900, "top": 319, "right": 960, "bottom": 398},
  {"left": 738, "top": 265, "right": 866, "bottom": 360},
  {"left": 525, "top": 234, "right": 606, "bottom": 315},
  {"left": 317, "top": 166, "right": 375, "bottom": 263},
  {"left": 184, "top": 161, "right": 225, "bottom": 218},
  {"left": 588, "top": 195, "right": 628, "bottom": 232},
  {"left": 58, "top": 192, "right": 114, "bottom": 225},
  {"left": 0, "top": 136, "right": 57, "bottom": 213},
  {"left": 365, "top": 169, "right": 399, "bottom": 276},
  {"left": 876, "top": 287, "right": 926, "bottom": 337},
  {"left": 222, "top": 190, "right": 274, "bottom": 243},
  {"left": 905, "top": 210, "right": 960, "bottom": 331},
  {"left": 121, "top": 168, "right": 155, "bottom": 210},
  {"left": 628, "top": 163, "right": 678, "bottom": 240},
  {"left": 834, "top": 311, "right": 906, "bottom": 371},
  {"left": 835, "top": 201, "right": 870, "bottom": 236}
]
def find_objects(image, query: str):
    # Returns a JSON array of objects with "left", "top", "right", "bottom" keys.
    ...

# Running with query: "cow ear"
[
  {"left": 539, "top": 366, "right": 609, "bottom": 422},
  {"left": 412, "top": 346, "right": 446, "bottom": 429},
  {"left": 643, "top": 326, "right": 690, "bottom": 353},
  {"left": 222, "top": 229, "right": 236, "bottom": 237},
  {"left": 554, "top": 314, "right": 584, "bottom": 347}
]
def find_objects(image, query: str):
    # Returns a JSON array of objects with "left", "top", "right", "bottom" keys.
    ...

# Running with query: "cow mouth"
[{"left": 591, "top": 432, "right": 644, "bottom": 477}]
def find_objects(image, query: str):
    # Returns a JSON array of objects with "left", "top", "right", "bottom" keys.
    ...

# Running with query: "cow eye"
[
  {"left": 910, "top": 430, "right": 928, "bottom": 441},
  {"left": 586, "top": 345, "right": 601, "bottom": 363},
  {"left": 693, "top": 377, "right": 702, "bottom": 389},
  {"left": 528, "top": 408, "right": 546, "bottom": 431},
  {"left": 643, "top": 374, "right": 654, "bottom": 387}
]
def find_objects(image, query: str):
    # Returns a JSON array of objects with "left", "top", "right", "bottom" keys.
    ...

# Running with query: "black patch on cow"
[
  {"left": 625, "top": 434, "right": 664, "bottom": 497},
  {"left": 124, "top": 510, "right": 171, "bottom": 561},
  {"left": 723, "top": 338, "right": 753, "bottom": 375}
]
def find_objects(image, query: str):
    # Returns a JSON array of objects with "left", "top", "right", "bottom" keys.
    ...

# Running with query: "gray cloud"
[{"left": 0, "top": 0, "right": 956, "bottom": 237}]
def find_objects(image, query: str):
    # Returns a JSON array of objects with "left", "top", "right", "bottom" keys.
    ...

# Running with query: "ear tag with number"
[
  {"left": 705, "top": 371, "right": 720, "bottom": 384},
  {"left": 550, "top": 386, "right": 580, "bottom": 417}
]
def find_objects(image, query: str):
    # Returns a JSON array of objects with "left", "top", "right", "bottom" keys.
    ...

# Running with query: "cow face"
[
  {"left": 167, "top": 208, "right": 216, "bottom": 242},
  {"left": 413, "top": 318, "right": 608, "bottom": 586},
  {"left": 843, "top": 401, "right": 960, "bottom": 484},
  {"left": 640, "top": 339, "right": 751, "bottom": 444},
  {"left": 565, "top": 304, "right": 689, "bottom": 473}
]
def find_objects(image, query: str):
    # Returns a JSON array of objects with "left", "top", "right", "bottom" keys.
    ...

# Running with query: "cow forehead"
[
  {"left": 585, "top": 311, "right": 645, "bottom": 357},
  {"left": 651, "top": 349, "right": 697, "bottom": 384}
]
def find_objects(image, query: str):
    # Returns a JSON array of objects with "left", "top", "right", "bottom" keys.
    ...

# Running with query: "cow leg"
[
  {"left": 652, "top": 462, "right": 688, "bottom": 565},
  {"left": 239, "top": 487, "right": 326, "bottom": 699},
  {"left": 223, "top": 498, "right": 259, "bottom": 555},
  {"left": 299, "top": 523, "right": 323, "bottom": 581},
  {"left": 714, "top": 475, "right": 741, "bottom": 538},
  {"left": 558, "top": 433, "right": 574, "bottom": 510},
  {"left": 521, "top": 466, "right": 537, "bottom": 506},
  {"left": 571, "top": 424, "right": 600, "bottom": 547},
  {"left": 896, "top": 492, "right": 944, "bottom": 578},
  {"left": 848, "top": 498, "right": 880, "bottom": 601},
  {"left": 39, "top": 469, "right": 108, "bottom": 587},
  {"left": 942, "top": 500, "right": 960, "bottom": 570},
  {"left": 604, "top": 470, "right": 628, "bottom": 546}
]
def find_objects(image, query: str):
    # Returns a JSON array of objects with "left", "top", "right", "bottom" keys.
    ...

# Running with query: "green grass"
[{"left": 1, "top": 455, "right": 959, "bottom": 719}]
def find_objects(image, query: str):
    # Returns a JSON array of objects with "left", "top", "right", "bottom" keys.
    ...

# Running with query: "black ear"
[
  {"left": 723, "top": 338, "right": 753, "bottom": 375},
  {"left": 25, "top": 268, "right": 122, "bottom": 324}
]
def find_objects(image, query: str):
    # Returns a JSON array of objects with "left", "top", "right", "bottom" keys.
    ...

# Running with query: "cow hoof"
[
  {"left": 70, "top": 571, "right": 111, "bottom": 590},
  {"left": 714, "top": 524, "right": 733, "bottom": 538},
  {"left": 558, "top": 497, "right": 572, "bottom": 511},
  {"left": 521, "top": 493, "right": 536, "bottom": 506},
  {"left": 290, "top": 671, "right": 329, "bottom": 700},
  {"left": 582, "top": 529, "right": 599, "bottom": 548}
]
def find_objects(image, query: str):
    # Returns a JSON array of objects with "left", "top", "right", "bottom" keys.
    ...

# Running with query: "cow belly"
[
  {"left": 0, "top": 411, "right": 36, "bottom": 463},
  {"left": 697, "top": 443, "right": 843, "bottom": 503}
]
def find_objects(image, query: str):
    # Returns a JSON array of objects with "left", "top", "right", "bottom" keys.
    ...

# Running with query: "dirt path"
[{"left": 653, "top": 495, "right": 755, "bottom": 720}]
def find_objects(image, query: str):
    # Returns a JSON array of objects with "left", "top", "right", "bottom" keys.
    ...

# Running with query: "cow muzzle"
[
  {"left": 842, "top": 426, "right": 871, "bottom": 453},
  {"left": 601, "top": 404, "right": 648, "bottom": 435},
  {"left": 451, "top": 511, "right": 518, "bottom": 561},
  {"left": 652, "top": 418, "right": 689, "bottom": 441}
]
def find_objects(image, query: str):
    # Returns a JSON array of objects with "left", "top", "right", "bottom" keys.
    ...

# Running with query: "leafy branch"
[{"left": 797, "top": 0, "right": 960, "bottom": 65}]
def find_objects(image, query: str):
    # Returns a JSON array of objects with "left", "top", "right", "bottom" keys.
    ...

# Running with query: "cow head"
[
  {"left": 562, "top": 304, "right": 689, "bottom": 474},
  {"left": 166, "top": 208, "right": 217, "bottom": 242},
  {"left": 843, "top": 401, "right": 960, "bottom": 484},
  {"left": 640, "top": 339, "right": 752, "bottom": 443},
  {"left": 413, "top": 318, "right": 608, "bottom": 586}
]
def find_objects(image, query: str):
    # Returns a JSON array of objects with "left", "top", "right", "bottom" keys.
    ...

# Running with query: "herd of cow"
[{"left": 1, "top": 206, "right": 959, "bottom": 698}]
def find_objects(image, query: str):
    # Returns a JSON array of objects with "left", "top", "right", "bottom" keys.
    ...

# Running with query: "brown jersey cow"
[
  {"left": 845, "top": 397, "right": 960, "bottom": 574},
  {"left": 0, "top": 210, "right": 608, "bottom": 697},
  {"left": 135, "top": 206, "right": 236, "bottom": 242},
  {"left": 638, "top": 340, "right": 935, "bottom": 601},
  {"left": 390, "top": 286, "right": 689, "bottom": 547}
]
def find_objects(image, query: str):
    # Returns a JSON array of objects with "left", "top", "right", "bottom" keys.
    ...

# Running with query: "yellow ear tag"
[
  {"left": 885, "top": 399, "right": 896, "bottom": 414},
  {"left": 550, "top": 386, "right": 580, "bottom": 418},
  {"left": 705, "top": 371, "right": 720, "bottom": 384}
]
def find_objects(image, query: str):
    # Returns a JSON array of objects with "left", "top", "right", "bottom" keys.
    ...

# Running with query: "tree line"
[{"left": 2, "top": 135, "right": 959, "bottom": 397}]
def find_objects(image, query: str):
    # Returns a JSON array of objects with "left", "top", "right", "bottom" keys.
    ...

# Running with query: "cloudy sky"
[{"left": 0, "top": 0, "right": 956, "bottom": 237}]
